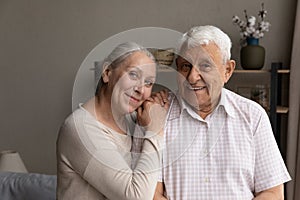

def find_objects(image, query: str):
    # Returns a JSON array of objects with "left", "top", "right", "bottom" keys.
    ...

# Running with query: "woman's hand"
[
  {"left": 137, "top": 90, "right": 170, "bottom": 135},
  {"left": 151, "top": 90, "right": 170, "bottom": 107}
]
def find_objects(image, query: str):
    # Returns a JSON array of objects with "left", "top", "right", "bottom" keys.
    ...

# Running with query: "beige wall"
[{"left": 0, "top": 0, "right": 297, "bottom": 174}]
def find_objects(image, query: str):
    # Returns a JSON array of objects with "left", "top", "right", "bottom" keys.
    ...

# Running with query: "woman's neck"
[{"left": 83, "top": 92, "right": 127, "bottom": 134}]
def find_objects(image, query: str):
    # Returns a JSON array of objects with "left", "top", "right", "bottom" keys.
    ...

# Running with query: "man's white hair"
[{"left": 177, "top": 25, "right": 232, "bottom": 63}]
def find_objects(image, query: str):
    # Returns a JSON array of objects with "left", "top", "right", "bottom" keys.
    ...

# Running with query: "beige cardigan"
[{"left": 56, "top": 106, "right": 163, "bottom": 200}]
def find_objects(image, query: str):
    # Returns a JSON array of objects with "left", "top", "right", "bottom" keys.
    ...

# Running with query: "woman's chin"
[
  {"left": 114, "top": 101, "right": 142, "bottom": 115},
  {"left": 127, "top": 106, "right": 139, "bottom": 114}
]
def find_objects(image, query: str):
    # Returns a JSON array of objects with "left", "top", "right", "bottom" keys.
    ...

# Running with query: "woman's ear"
[
  {"left": 224, "top": 59, "right": 236, "bottom": 83},
  {"left": 102, "top": 63, "right": 111, "bottom": 83}
]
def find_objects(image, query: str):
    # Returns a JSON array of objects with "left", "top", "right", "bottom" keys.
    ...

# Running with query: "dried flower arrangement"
[{"left": 232, "top": 3, "right": 271, "bottom": 46}]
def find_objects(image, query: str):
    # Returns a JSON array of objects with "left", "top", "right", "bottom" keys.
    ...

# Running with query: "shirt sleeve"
[{"left": 253, "top": 109, "right": 291, "bottom": 193}]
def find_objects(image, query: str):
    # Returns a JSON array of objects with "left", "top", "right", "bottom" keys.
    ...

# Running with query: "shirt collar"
[
  {"left": 218, "top": 88, "right": 235, "bottom": 118},
  {"left": 175, "top": 88, "right": 235, "bottom": 120}
]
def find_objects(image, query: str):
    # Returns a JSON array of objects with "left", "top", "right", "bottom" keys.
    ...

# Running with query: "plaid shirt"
[{"left": 160, "top": 88, "right": 291, "bottom": 200}]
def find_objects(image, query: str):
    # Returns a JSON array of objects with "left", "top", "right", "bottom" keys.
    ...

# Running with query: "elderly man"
[{"left": 154, "top": 25, "right": 291, "bottom": 199}]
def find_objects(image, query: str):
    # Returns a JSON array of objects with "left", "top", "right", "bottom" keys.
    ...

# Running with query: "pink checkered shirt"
[{"left": 160, "top": 88, "right": 291, "bottom": 200}]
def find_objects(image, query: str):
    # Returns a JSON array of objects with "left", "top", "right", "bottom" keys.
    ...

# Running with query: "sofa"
[{"left": 0, "top": 172, "right": 56, "bottom": 200}]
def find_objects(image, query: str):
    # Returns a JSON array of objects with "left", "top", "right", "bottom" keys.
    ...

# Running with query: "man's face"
[{"left": 176, "top": 43, "right": 232, "bottom": 114}]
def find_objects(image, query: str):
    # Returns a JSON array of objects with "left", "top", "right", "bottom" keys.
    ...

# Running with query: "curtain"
[{"left": 286, "top": 1, "right": 300, "bottom": 199}]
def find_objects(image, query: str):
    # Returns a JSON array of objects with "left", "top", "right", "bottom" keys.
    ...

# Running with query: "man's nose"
[{"left": 187, "top": 66, "right": 202, "bottom": 83}]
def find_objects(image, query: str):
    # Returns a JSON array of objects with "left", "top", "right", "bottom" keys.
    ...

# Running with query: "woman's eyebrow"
[
  {"left": 127, "top": 67, "right": 155, "bottom": 78},
  {"left": 126, "top": 66, "right": 141, "bottom": 72},
  {"left": 146, "top": 75, "right": 156, "bottom": 80}
]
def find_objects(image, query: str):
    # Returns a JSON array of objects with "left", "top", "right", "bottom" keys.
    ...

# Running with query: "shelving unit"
[
  {"left": 270, "top": 62, "right": 290, "bottom": 147},
  {"left": 232, "top": 62, "right": 290, "bottom": 149}
]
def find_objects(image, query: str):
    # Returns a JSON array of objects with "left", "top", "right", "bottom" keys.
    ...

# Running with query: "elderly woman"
[{"left": 57, "top": 42, "right": 169, "bottom": 200}]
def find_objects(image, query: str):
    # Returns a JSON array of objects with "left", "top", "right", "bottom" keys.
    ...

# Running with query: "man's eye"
[
  {"left": 199, "top": 63, "right": 212, "bottom": 71},
  {"left": 181, "top": 63, "right": 192, "bottom": 72},
  {"left": 128, "top": 71, "right": 139, "bottom": 80}
]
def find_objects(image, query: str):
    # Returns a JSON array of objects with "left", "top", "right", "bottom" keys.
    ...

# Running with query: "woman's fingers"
[
  {"left": 136, "top": 99, "right": 168, "bottom": 134},
  {"left": 137, "top": 100, "right": 152, "bottom": 127},
  {"left": 151, "top": 90, "right": 169, "bottom": 106}
]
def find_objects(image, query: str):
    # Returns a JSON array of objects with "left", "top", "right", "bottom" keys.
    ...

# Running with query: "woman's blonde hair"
[{"left": 95, "top": 42, "right": 155, "bottom": 95}]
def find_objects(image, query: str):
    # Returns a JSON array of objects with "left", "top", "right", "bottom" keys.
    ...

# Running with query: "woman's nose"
[{"left": 134, "top": 82, "right": 145, "bottom": 94}]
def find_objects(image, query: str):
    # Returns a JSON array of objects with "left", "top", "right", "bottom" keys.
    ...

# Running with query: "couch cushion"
[{"left": 0, "top": 172, "right": 56, "bottom": 200}]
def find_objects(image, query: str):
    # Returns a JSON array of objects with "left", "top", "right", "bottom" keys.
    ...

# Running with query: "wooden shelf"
[
  {"left": 276, "top": 106, "right": 289, "bottom": 114},
  {"left": 277, "top": 69, "right": 290, "bottom": 74},
  {"left": 234, "top": 69, "right": 269, "bottom": 73},
  {"left": 234, "top": 69, "right": 290, "bottom": 74}
]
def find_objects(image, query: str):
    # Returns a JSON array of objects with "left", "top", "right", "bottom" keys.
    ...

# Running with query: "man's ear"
[{"left": 224, "top": 60, "right": 236, "bottom": 83}]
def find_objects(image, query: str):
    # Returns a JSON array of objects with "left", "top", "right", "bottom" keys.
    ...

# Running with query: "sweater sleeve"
[
  {"left": 84, "top": 134, "right": 163, "bottom": 200},
  {"left": 57, "top": 109, "right": 163, "bottom": 200}
]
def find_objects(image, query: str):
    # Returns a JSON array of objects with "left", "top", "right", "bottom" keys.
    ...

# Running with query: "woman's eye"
[
  {"left": 144, "top": 80, "right": 154, "bottom": 87},
  {"left": 128, "top": 71, "right": 139, "bottom": 80}
]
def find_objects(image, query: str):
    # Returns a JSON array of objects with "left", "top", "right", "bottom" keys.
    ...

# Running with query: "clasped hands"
[{"left": 137, "top": 90, "right": 170, "bottom": 135}]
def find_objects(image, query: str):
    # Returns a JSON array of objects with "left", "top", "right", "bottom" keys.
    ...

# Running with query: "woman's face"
[{"left": 106, "top": 51, "right": 156, "bottom": 114}]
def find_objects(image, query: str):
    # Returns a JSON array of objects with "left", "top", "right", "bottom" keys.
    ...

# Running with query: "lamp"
[{"left": 0, "top": 150, "right": 28, "bottom": 173}]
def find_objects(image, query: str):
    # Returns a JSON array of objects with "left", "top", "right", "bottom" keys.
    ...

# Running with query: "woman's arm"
[
  {"left": 57, "top": 101, "right": 168, "bottom": 200},
  {"left": 153, "top": 182, "right": 168, "bottom": 200}
]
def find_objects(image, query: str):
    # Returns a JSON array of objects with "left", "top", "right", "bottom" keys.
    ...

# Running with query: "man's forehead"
[
  {"left": 178, "top": 46, "right": 212, "bottom": 62},
  {"left": 178, "top": 43, "right": 221, "bottom": 63}
]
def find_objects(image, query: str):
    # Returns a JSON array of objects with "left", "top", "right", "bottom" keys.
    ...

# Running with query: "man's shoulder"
[
  {"left": 167, "top": 94, "right": 182, "bottom": 121},
  {"left": 224, "top": 88, "right": 265, "bottom": 112}
]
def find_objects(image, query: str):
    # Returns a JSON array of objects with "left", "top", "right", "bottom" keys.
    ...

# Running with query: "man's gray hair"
[{"left": 177, "top": 25, "right": 232, "bottom": 63}]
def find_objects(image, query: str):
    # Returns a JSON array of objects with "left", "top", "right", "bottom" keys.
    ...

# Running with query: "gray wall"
[{"left": 0, "top": 0, "right": 297, "bottom": 174}]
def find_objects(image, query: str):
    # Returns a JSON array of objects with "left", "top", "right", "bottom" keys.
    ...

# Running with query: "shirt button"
[
  {"left": 204, "top": 177, "right": 210, "bottom": 183},
  {"left": 203, "top": 149, "right": 208, "bottom": 154}
]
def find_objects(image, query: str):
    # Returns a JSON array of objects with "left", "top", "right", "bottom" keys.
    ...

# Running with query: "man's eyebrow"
[
  {"left": 181, "top": 56, "right": 213, "bottom": 65},
  {"left": 178, "top": 56, "right": 192, "bottom": 63},
  {"left": 199, "top": 58, "right": 213, "bottom": 63}
]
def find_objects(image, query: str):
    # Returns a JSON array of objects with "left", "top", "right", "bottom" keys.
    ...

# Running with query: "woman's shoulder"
[
  {"left": 62, "top": 106, "right": 87, "bottom": 126},
  {"left": 59, "top": 105, "right": 121, "bottom": 140},
  {"left": 57, "top": 107, "right": 87, "bottom": 139}
]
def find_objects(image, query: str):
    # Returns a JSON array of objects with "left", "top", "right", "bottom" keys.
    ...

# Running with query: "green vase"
[{"left": 240, "top": 37, "right": 265, "bottom": 70}]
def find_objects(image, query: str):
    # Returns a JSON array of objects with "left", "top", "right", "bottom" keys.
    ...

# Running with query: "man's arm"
[
  {"left": 153, "top": 182, "right": 168, "bottom": 200},
  {"left": 253, "top": 184, "right": 284, "bottom": 200}
]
